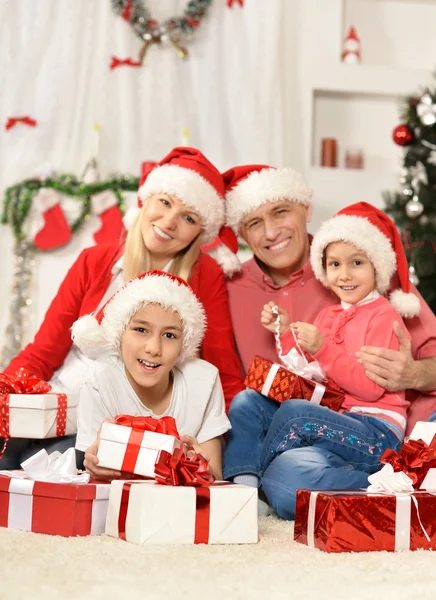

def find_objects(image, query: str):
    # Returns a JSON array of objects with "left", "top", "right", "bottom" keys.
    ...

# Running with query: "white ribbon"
[
  {"left": 367, "top": 464, "right": 414, "bottom": 494},
  {"left": 20, "top": 448, "right": 90, "bottom": 484}
]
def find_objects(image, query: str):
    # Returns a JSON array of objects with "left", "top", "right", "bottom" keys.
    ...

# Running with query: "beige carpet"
[{"left": 2, "top": 516, "right": 436, "bottom": 600}]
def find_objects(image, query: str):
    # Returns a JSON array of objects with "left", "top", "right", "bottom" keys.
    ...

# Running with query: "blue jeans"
[
  {"left": 428, "top": 411, "right": 436, "bottom": 423},
  {"left": 223, "top": 389, "right": 402, "bottom": 520},
  {"left": 0, "top": 436, "right": 76, "bottom": 470}
]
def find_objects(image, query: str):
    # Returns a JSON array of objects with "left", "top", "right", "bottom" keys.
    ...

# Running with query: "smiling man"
[{"left": 223, "top": 164, "right": 436, "bottom": 428}]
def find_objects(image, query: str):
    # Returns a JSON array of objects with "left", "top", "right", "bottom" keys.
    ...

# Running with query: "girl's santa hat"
[
  {"left": 310, "top": 202, "right": 421, "bottom": 318},
  {"left": 223, "top": 165, "right": 312, "bottom": 234},
  {"left": 71, "top": 270, "right": 206, "bottom": 364},
  {"left": 124, "top": 147, "right": 225, "bottom": 246}
]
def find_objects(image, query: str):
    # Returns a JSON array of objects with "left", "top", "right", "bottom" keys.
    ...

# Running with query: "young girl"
[
  {"left": 72, "top": 270, "right": 231, "bottom": 480},
  {"left": 1, "top": 147, "right": 244, "bottom": 469},
  {"left": 223, "top": 202, "right": 422, "bottom": 519}
]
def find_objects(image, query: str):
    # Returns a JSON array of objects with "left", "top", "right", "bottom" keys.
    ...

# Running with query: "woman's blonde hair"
[{"left": 123, "top": 204, "right": 201, "bottom": 283}]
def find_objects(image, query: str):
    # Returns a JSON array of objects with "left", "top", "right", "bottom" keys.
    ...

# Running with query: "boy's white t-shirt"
[{"left": 75, "top": 354, "right": 231, "bottom": 451}]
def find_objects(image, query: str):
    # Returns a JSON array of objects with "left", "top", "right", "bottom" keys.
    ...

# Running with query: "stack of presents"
[{"left": 2, "top": 364, "right": 436, "bottom": 552}]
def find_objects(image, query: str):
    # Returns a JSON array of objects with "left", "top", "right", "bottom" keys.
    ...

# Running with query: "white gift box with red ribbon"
[
  {"left": 3, "top": 393, "right": 78, "bottom": 438},
  {"left": 97, "top": 421, "right": 180, "bottom": 478},
  {"left": 0, "top": 449, "right": 110, "bottom": 536},
  {"left": 105, "top": 480, "right": 258, "bottom": 545}
]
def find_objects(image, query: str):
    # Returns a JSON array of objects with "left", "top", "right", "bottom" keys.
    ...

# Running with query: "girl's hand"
[
  {"left": 290, "top": 322, "right": 324, "bottom": 355},
  {"left": 260, "top": 301, "right": 290, "bottom": 335},
  {"left": 83, "top": 438, "right": 122, "bottom": 481}
]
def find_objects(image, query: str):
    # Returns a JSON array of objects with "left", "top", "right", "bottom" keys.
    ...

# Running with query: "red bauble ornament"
[{"left": 392, "top": 124, "right": 413, "bottom": 146}]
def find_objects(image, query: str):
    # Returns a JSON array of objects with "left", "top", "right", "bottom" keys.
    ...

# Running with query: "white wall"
[{"left": 1, "top": 0, "right": 435, "bottom": 356}]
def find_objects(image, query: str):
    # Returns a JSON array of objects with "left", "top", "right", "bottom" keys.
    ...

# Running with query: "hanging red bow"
[
  {"left": 110, "top": 56, "right": 142, "bottom": 70},
  {"left": 5, "top": 116, "right": 37, "bottom": 131},
  {"left": 120, "top": 0, "right": 133, "bottom": 21},
  {"left": 154, "top": 447, "right": 215, "bottom": 487},
  {"left": 380, "top": 437, "right": 436, "bottom": 488},
  {"left": 227, "top": 0, "right": 244, "bottom": 7},
  {"left": 114, "top": 414, "right": 180, "bottom": 439}
]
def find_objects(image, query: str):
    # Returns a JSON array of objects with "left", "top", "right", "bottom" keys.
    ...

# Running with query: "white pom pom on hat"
[
  {"left": 310, "top": 201, "right": 421, "bottom": 318},
  {"left": 71, "top": 270, "right": 206, "bottom": 364}
]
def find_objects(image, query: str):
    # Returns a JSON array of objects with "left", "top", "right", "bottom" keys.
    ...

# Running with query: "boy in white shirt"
[{"left": 72, "top": 270, "right": 231, "bottom": 480}]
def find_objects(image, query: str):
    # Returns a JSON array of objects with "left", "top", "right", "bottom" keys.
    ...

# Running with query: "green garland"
[{"left": 2, "top": 174, "right": 139, "bottom": 242}]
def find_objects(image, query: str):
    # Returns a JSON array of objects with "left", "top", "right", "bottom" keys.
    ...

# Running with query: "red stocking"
[
  {"left": 33, "top": 189, "right": 71, "bottom": 250},
  {"left": 92, "top": 191, "right": 124, "bottom": 245}
]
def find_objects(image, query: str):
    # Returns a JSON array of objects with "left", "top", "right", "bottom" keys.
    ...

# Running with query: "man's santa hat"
[
  {"left": 310, "top": 202, "right": 421, "bottom": 318},
  {"left": 223, "top": 165, "right": 312, "bottom": 234},
  {"left": 71, "top": 270, "right": 206, "bottom": 364},
  {"left": 124, "top": 147, "right": 225, "bottom": 245}
]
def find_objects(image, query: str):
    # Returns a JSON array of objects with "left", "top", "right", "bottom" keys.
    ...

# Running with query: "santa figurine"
[{"left": 341, "top": 26, "right": 361, "bottom": 64}]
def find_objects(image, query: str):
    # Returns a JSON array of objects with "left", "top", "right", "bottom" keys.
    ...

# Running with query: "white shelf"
[{"left": 310, "top": 64, "right": 433, "bottom": 97}]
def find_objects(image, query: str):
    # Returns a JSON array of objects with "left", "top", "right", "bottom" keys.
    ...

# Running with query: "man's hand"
[
  {"left": 356, "top": 321, "right": 417, "bottom": 391},
  {"left": 290, "top": 322, "right": 324, "bottom": 355},
  {"left": 261, "top": 301, "right": 290, "bottom": 335}
]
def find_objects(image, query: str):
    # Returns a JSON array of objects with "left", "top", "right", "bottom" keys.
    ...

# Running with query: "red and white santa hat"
[
  {"left": 71, "top": 270, "right": 206, "bottom": 364},
  {"left": 124, "top": 147, "right": 225, "bottom": 246},
  {"left": 223, "top": 165, "right": 312, "bottom": 234},
  {"left": 310, "top": 202, "right": 421, "bottom": 318}
]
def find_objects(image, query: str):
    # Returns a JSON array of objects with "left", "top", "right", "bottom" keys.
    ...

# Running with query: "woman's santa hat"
[
  {"left": 223, "top": 165, "right": 312, "bottom": 234},
  {"left": 310, "top": 202, "right": 421, "bottom": 318},
  {"left": 71, "top": 270, "right": 206, "bottom": 364},
  {"left": 124, "top": 147, "right": 225, "bottom": 246}
]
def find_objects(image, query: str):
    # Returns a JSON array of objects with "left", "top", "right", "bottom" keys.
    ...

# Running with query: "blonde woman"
[{"left": 2, "top": 147, "right": 244, "bottom": 468}]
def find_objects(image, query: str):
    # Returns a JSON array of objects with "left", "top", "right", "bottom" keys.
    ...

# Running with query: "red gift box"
[
  {"left": 0, "top": 473, "right": 110, "bottom": 536},
  {"left": 244, "top": 355, "right": 343, "bottom": 412},
  {"left": 294, "top": 489, "right": 436, "bottom": 552}
]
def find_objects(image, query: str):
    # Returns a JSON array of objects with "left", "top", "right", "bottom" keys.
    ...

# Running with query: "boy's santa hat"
[
  {"left": 310, "top": 202, "right": 421, "bottom": 318},
  {"left": 123, "top": 147, "right": 225, "bottom": 246},
  {"left": 223, "top": 165, "right": 312, "bottom": 234},
  {"left": 71, "top": 270, "right": 206, "bottom": 364}
]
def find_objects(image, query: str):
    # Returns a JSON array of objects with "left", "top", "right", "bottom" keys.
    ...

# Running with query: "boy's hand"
[
  {"left": 83, "top": 438, "right": 122, "bottom": 481},
  {"left": 261, "top": 301, "right": 290, "bottom": 335},
  {"left": 180, "top": 435, "right": 205, "bottom": 458},
  {"left": 291, "top": 322, "right": 324, "bottom": 355}
]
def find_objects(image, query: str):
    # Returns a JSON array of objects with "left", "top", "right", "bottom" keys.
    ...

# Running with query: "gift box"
[
  {"left": 0, "top": 448, "right": 110, "bottom": 537},
  {"left": 97, "top": 416, "right": 181, "bottom": 478},
  {"left": 244, "top": 355, "right": 343, "bottom": 412},
  {"left": 0, "top": 369, "right": 77, "bottom": 438},
  {"left": 294, "top": 489, "right": 436, "bottom": 552},
  {"left": 106, "top": 479, "right": 258, "bottom": 545}
]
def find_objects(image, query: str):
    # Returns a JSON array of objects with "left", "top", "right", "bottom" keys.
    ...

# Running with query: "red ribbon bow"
[
  {"left": 114, "top": 414, "right": 180, "bottom": 439},
  {"left": 154, "top": 447, "right": 215, "bottom": 488},
  {"left": 227, "top": 0, "right": 244, "bottom": 7},
  {"left": 5, "top": 116, "right": 37, "bottom": 131},
  {"left": 380, "top": 437, "right": 436, "bottom": 488},
  {"left": 0, "top": 369, "right": 52, "bottom": 395},
  {"left": 110, "top": 56, "right": 142, "bottom": 70}
]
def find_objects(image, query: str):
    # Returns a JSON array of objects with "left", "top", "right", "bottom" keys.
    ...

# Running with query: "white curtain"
[{"left": 0, "top": 0, "right": 289, "bottom": 191}]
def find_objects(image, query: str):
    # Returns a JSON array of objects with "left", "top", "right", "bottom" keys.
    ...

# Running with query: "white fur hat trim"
[
  {"left": 389, "top": 289, "right": 421, "bottom": 318},
  {"left": 226, "top": 168, "right": 312, "bottom": 234},
  {"left": 138, "top": 164, "right": 224, "bottom": 244},
  {"left": 71, "top": 274, "right": 206, "bottom": 364},
  {"left": 310, "top": 214, "right": 396, "bottom": 295}
]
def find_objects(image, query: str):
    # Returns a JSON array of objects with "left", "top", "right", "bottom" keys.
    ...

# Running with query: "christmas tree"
[{"left": 384, "top": 87, "right": 436, "bottom": 314}]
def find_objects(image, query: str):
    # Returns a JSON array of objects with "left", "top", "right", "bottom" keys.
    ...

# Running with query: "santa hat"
[
  {"left": 200, "top": 225, "right": 241, "bottom": 277},
  {"left": 310, "top": 202, "right": 421, "bottom": 318},
  {"left": 223, "top": 165, "right": 312, "bottom": 234},
  {"left": 71, "top": 270, "right": 206, "bottom": 364},
  {"left": 123, "top": 147, "right": 225, "bottom": 245}
]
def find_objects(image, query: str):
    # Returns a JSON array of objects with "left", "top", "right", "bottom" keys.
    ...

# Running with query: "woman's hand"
[
  {"left": 290, "top": 321, "right": 324, "bottom": 355},
  {"left": 261, "top": 301, "right": 290, "bottom": 335}
]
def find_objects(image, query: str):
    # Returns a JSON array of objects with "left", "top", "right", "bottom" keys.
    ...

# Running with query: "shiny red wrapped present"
[
  {"left": 294, "top": 489, "right": 436, "bottom": 552},
  {"left": 244, "top": 355, "right": 343, "bottom": 412}
]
